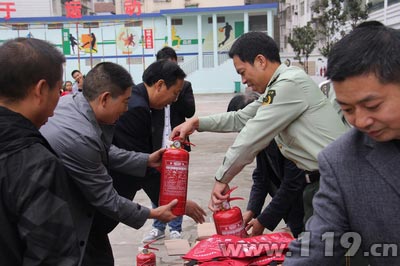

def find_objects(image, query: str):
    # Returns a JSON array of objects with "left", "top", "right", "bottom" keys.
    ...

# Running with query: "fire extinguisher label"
[
  {"left": 219, "top": 223, "right": 245, "bottom": 236},
  {"left": 162, "top": 160, "right": 188, "bottom": 196}
]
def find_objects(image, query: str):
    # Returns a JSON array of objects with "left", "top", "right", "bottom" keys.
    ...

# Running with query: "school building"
[{"left": 0, "top": 3, "right": 278, "bottom": 93}]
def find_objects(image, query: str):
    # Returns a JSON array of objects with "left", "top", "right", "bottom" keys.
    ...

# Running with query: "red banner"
[
  {"left": 124, "top": 0, "right": 141, "bottom": 16},
  {"left": 65, "top": 1, "right": 82, "bottom": 19},
  {"left": 144, "top": 29, "right": 153, "bottom": 49}
]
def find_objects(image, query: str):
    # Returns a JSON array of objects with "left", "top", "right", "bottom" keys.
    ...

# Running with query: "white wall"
[
  {"left": 12, "top": 0, "right": 52, "bottom": 17},
  {"left": 187, "top": 59, "right": 243, "bottom": 94},
  {"left": 369, "top": 2, "right": 400, "bottom": 29}
]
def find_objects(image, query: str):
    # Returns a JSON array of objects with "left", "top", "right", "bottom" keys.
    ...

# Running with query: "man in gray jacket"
[
  {"left": 40, "top": 62, "right": 180, "bottom": 265},
  {"left": 284, "top": 24, "right": 400, "bottom": 266}
]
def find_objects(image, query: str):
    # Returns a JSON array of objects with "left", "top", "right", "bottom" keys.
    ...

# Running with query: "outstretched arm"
[{"left": 170, "top": 117, "right": 200, "bottom": 142}]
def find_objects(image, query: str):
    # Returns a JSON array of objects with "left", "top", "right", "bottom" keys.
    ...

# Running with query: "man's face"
[
  {"left": 72, "top": 71, "right": 83, "bottom": 83},
  {"left": 334, "top": 73, "right": 400, "bottom": 141},
  {"left": 233, "top": 55, "right": 268, "bottom": 94},
  {"left": 151, "top": 79, "right": 184, "bottom": 109},
  {"left": 101, "top": 88, "right": 131, "bottom": 124}
]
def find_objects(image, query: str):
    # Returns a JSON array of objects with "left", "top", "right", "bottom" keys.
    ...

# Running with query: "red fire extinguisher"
[
  {"left": 136, "top": 241, "right": 158, "bottom": 266},
  {"left": 159, "top": 138, "right": 191, "bottom": 216},
  {"left": 213, "top": 186, "right": 248, "bottom": 238}
]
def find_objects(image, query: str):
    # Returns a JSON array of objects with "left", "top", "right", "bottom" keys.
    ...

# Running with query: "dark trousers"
[
  {"left": 302, "top": 180, "right": 319, "bottom": 225},
  {"left": 285, "top": 192, "right": 305, "bottom": 238},
  {"left": 82, "top": 170, "right": 161, "bottom": 265},
  {"left": 81, "top": 229, "right": 114, "bottom": 266}
]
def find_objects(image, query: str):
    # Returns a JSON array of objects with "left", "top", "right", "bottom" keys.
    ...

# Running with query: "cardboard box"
[{"left": 196, "top": 222, "right": 217, "bottom": 240}]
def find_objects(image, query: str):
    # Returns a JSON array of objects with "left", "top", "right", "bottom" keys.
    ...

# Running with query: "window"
[
  {"left": 172, "top": 18, "right": 183, "bottom": 25},
  {"left": 48, "top": 23, "right": 63, "bottom": 29},
  {"left": 207, "top": 16, "right": 225, "bottom": 24}
]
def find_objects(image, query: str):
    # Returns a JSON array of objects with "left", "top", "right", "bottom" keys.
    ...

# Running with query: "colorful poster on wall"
[
  {"left": 144, "top": 29, "right": 153, "bottom": 49},
  {"left": 116, "top": 27, "right": 139, "bottom": 54},
  {"left": 81, "top": 33, "right": 98, "bottom": 53}
]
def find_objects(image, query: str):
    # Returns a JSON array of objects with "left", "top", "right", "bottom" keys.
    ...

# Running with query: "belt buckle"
[{"left": 305, "top": 173, "right": 311, "bottom": 184}]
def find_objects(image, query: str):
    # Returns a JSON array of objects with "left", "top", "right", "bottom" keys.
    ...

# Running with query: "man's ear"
[
  {"left": 33, "top": 79, "right": 49, "bottom": 104},
  {"left": 98, "top": 91, "right": 111, "bottom": 107},
  {"left": 156, "top": 79, "right": 165, "bottom": 92},
  {"left": 255, "top": 54, "right": 267, "bottom": 69}
]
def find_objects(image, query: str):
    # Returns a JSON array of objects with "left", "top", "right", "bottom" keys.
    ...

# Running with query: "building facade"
[
  {"left": 0, "top": 3, "right": 277, "bottom": 93},
  {"left": 1, "top": 0, "right": 399, "bottom": 91}
]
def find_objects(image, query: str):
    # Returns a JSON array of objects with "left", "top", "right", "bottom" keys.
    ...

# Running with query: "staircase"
[{"left": 179, "top": 37, "right": 237, "bottom": 76}]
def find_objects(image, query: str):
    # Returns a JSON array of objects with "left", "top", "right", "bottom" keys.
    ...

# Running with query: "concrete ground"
[{"left": 108, "top": 75, "right": 327, "bottom": 265}]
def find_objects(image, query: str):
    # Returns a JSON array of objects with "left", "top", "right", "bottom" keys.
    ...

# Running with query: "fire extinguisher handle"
[
  {"left": 172, "top": 136, "right": 196, "bottom": 147},
  {"left": 224, "top": 186, "right": 238, "bottom": 196},
  {"left": 143, "top": 239, "right": 159, "bottom": 251},
  {"left": 228, "top": 197, "right": 244, "bottom": 202}
]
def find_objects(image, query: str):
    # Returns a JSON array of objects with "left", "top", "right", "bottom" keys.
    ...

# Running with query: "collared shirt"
[
  {"left": 162, "top": 105, "right": 172, "bottom": 148},
  {"left": 40, "top": 93, "right": 150, "bottom": 229},
  {"left": 72, "top": 82, "right": 80, "bottom": 93},
  {"left": 199, "top": 64, "right": 349, "bottom": 183}
]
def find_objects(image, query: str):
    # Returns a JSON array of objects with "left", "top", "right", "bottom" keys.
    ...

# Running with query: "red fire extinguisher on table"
[
  {"left": 159, "top": 137, "right": 191, "bottom": 216},
  {"left": 136, "top": 241, "right": 158, "bottom": 266},
  {"left": 213, "top": 186, "right": 248, "bottom": 238}
]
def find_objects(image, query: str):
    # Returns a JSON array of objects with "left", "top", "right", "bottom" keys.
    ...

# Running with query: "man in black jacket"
[
  {"left": 0, "top": 38, "right": 88, "bottom": 265},
  {"left": 143, "top": 46, "right": 196, "bottom": 242}
]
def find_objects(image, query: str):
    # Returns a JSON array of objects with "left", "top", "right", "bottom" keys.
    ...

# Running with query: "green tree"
[
  {"left": 288, "top": 23, "right": 317, "bottom": 73},
  {"left": 346, "top": 0, "right": 371, "bottom": 29},
  {"left": 311, "top": 0, "right": 369, "bottom": 57}
]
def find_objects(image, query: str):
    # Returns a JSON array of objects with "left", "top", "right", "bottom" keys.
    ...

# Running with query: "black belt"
[{"left": 305, "top": 170, "right": 320, "bottom": 184}]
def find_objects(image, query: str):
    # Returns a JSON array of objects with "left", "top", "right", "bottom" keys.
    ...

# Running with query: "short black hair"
[
  {"left": 0, "top": 38, "right": 65, "bottom": 102},
  {"left": 227, "top": 92, "right": 259, "bottom": 112},
  {"left": 83, "top": 62, "right": 134, "bottom": 101},
  {"left": 327, "top": 25, "right": 400, "bottom": 84},
  {"left": 71, "top": 69, "right": 81, "bottom": 77},
  {"left": 156, "top": 46, "right": 178, "bottom": 61},
  {"left": 229, "top": 32, "right": 281, "bottom": 65},
  {"left": 356, "top": 20, "right": 384, "bottom": 29},
  {"left": 142, "top": 60, "right": 186, "bottom": 89}
]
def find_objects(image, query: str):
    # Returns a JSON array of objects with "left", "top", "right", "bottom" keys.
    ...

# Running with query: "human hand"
[
  {"left": 242, "top": 210, "right": 255, "bottom": 225},
  {"left": 149, "top": 199, "right": 178, "bottom": 223},
  {"left": 208, "top": 181, "right": 230, "bottom": 212},
  {"left": 185, "top": 200, "right": 206, "bottom": 224},
  {"left": 245, "top": 218, "right": 265, "bottom": 236},
  {"left": 170, "top": 117, "right": 199, "bottom": 143},
  {"left": 147, "top": 148, "right": 166, "bottom": 168}
]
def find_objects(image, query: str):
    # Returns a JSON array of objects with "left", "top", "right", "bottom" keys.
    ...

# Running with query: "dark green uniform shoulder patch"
[{"left": 262, "top": 90, "right": 276, "bottom": 105}]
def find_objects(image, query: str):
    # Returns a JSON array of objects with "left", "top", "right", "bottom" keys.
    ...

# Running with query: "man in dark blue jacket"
[{"left": 143, "top": 47, "right": 196, "bottom": 242}]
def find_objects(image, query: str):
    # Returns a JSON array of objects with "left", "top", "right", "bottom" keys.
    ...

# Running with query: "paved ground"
[{"left": 109, "top": 75, "right": 326, "bottom": 265}]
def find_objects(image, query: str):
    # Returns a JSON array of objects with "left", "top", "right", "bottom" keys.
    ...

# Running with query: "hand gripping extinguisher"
[
  {"left": 213, "top": 186, "right": 248, "bottom": 238},
  {"left": 159, "top": 137, "right": 191, "bottom": 216},
  {"left": 136, "top": 241, "right": 158, "bottom": 266}
]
